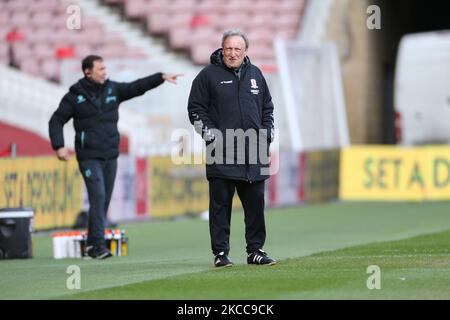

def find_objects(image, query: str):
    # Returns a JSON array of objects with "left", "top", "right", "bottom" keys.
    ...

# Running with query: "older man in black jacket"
[
  {"left": 188, "top": 30, "right": 277, "bottom": 267},
  {"left": 49, "top": 55, "right": 180, "bottom": 259}
]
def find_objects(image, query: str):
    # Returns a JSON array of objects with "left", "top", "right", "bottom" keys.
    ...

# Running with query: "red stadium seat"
[
  {"left": 0, "top": 12, "right": 9, "bottom": 27},
  {"left": 10, "top": 12, "right": 29, "bottom": 28},
  {"left": 169, "top": 27, "right": 192, "bottom": 50},
  {"left": 55, "top": 46, "right": 76, "bottom": 59},
  {"left": 247, "top": 29, "right": 275, "bottom": 46},
  {"left": 190, "top": 14, "right": 212, "bottom": 29},
  {"left": 5, "top": 28, "right": 25, "bottom": 43},
  {"left": 248, "top": 44, "right": 275, "bottom": 61},
  {"left": 191, "top": 42, "right": 217, "bottom": 65},
  {"left": 30, "top": 0, "right": 61, "bottom": 14},
  {"left": 252, "top": 0, "right": 279, "bottom": 14},
  {"left": 169, "top": 0, "right": 196, "bottom": 15},
  {"left": 34, "top": 43, "right": 55, "bottom": 61},
  {"left": 144, "top": 0, "right": 171, "bottom": 15},
  {"left": 74, "top": 44, "right": 93, "bottom": 58},
  {"left": 41, "top": 59, "right": 61, "bottom": 81},
  {"left": 216, "top": 13, "right": 251, "bottom": 31},
  {"left": 49, "top": 15, "right": 67, "bottom": 30},
  {"left": 124, "top": 0, "right": 149, "bottom": 19},
  {"left": 30, "top": 12, "right": 53, "bottom": 27},
  {"left": 170, "top": 13, "right": 193, "bottom": 29},
  {"left": 5, "top": 1, "right": 28, "bottom": 13},
  {"left": 250, "top": 13, "right": 277, "bottom": 29},
  {"left": 196, "top": 0, "right": 225, "bottom": 15},
  {"left": 19, "top": 59, "right": 41, "bottom": 77},
  {"left": 277, "top": 0, "right": 306, "bottom": 14},
  {"left": 147, "top": 13, "right": 171, "bottom": 34}
]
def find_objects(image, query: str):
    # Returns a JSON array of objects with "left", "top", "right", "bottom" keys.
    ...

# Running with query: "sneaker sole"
[
  {"left": 247, "top": 261, "right": 277, "bottom": 266},
  {"left": 84, "top": 252, "right": 113, "bottom": 260},
  {"left": 215, "top": 263, "right": 234, "bottom": 268},
  {"left": 96, "top": 252, "right": 113, "bottom": 260}
]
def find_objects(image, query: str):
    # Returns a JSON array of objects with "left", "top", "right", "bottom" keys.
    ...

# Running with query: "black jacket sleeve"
[
  {"left": 116, "top": 72, "right": 164, "bottom": 103},
  {"left": 187, "top": 71, "right": 216, "bottom": 141},
  {"left": 48, "top": 93, "right": 74, "bottom": 150},
  {"left": 261, "top": 75, "right": 275, "bottom": 143}
]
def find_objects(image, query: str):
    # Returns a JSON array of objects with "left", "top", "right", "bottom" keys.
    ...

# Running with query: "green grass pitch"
[{"left": 0, "top": 202, "right": 449, "bottom": 299}]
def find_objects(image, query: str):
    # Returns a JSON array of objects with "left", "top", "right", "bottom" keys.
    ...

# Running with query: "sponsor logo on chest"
[{"left": 250, "top": 79, "right": 259, "bottom": 95}]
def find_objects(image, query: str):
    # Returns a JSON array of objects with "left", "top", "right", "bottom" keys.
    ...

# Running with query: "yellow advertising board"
[
  {"left": 340, "top": 146, "right": 450, "bottom": 201},
  {"left": 147, "top": 156, "right": 242, "bottom": 218},
  {"left": 148, "top": 156, "right": 209, "bottom": 218},
  {"left": 0, "top": 157, "right": 84, "bottom": 230}
]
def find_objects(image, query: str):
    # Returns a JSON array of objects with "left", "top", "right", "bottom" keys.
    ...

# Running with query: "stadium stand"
[
  {"left": 102, "top": 0, "right": 306, "bottom": 68},
  {"left": 0, "top": 0, "right": 147, "bottom": 82},
  {"left": 0, "top": 64, "right": 134, "bottom": 155},
  {"left": 1, "top": 0, "right": 305, "bottom": 78},
  {"left": 1, "top": 0, "right": 304, "bottom": 155}
]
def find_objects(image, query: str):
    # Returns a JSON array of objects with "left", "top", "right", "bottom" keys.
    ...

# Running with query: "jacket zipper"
[
  {"left": 233, "top": 69, "right": 251, "bottom": 183},
  {"left": 81, "top": 131, "right": 85, "bottom": 149}
]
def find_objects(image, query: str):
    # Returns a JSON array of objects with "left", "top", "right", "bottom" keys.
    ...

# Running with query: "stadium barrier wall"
[
  {"left": 0, "top": 149, "right": 342, "bottom": 231},
  {"left": 266, "top": 150, "right": 304, "bottom": 207},
  {"left": 108, "top": 155, "right": 138, "bottom": 223},
  {"left": 0, "top": 157, "right": 84, "bottom": 230},
  {"left": 4, "top": 146, "right": 448, "bottom": 230},
  {"left": 266, "top": 149, "right": 340, "bottom": 207},
  {"left": 340, "top": 146, "right": 450, "bottom": 201},
  {"left": 303, "top": 149, "right": 340, "bottom": 204},
  {"left": 146, "top": 156, "right": 210, "bottom": 219}
]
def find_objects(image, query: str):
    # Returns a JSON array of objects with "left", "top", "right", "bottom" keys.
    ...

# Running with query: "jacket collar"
[
  {"left": 70, "top": 78, "right": 109, "bottom": 96},
  {"left": 70, "top": 78, "right": 110, "bottom": 108},
  {"left": 210, "top": 48, "right": 250, "bottom": 73}
]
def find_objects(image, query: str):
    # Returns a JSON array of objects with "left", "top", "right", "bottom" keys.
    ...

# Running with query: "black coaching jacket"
[
  {"left": 49, "top": 74, "right": 164, "bottom": 161},
  {"left": 188, "top": 49, "right": 275, "bottom": 182}
]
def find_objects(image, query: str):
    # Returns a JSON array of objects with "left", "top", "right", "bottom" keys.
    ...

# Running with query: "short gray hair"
[{"left": 222, "top": 29, "right": 249, "bottom": 50}]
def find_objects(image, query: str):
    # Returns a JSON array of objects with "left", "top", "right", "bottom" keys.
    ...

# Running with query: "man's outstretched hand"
[
  {"left": 162, "top": 73, "right": 183, "bottom": 84},
  {"left": 56, "top": 147, "right": 69, "bottom": 161}
]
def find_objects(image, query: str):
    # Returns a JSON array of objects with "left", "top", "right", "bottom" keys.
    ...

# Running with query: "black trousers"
[
  {"left": 208, "top": 178, "right": 266, "bottom": 255},
  {"left": 78, "top": 158, "right": 117, "bottom": 247}
]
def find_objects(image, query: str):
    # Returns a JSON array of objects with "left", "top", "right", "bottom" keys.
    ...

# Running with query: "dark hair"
[{"left": 81, "top": 55, "right": 103, "bottom": 75}]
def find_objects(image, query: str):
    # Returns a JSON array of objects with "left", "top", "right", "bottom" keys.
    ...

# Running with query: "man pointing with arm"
[{"left": 49, "top": 55, "right": 181, "bottom": 259}]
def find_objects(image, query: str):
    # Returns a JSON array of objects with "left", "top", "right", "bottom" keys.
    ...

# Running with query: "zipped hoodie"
[
  {"left": 188, "top": 49, "right": 274, "bottom": 181},
  {"left": 49, "top": 73, "right": 164, "bottom": 161}
]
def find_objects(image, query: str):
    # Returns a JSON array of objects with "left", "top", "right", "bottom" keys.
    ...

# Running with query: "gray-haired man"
[{"left": 188, "top": 30, "right": 277, "bottom": 267}]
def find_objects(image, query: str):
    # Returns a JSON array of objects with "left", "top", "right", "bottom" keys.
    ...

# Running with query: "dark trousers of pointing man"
[{"left": 78, "top": 158, "right": 117, "bottom": 250}]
